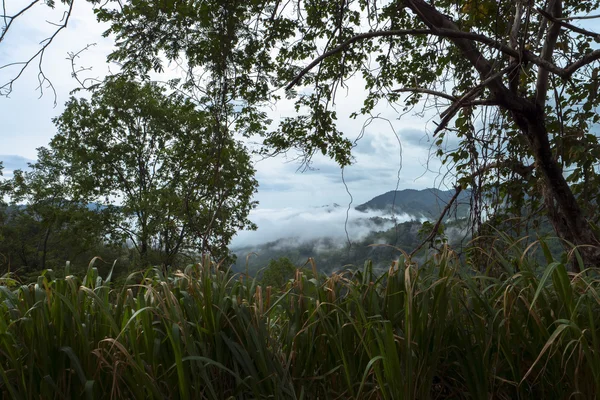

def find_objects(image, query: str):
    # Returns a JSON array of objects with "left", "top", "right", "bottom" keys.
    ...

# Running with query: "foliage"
[
  {"left": 0, "top": 149, "right": 122, "bottom": 274},
  {"left": 260, "top": 256, "right": 297, "bottom": 287},
  {"left": 50, "top": 77, "right": 258, "bottom": 265},
  {"left": 259, "top": 256, "right": 319, "bottom": 287},
  {"left": 91, "top": 0, "right": 600, "bottom": 268},
  {"left": 2, "top": 245, "right": 600, "bottom": 398}
]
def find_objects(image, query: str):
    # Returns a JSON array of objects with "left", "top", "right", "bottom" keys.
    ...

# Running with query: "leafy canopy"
[
  {"left": 96, "top": 0, "right": 600, "bottom": 191},
  {"left": 94, "top": 0, "right": 600, "bottom": 268},
  {"left": 51, "top": 77, "right": 258, "bottom": 264},
  {"left": 1, "top": 149, "right": 119, "bottom": 272}
]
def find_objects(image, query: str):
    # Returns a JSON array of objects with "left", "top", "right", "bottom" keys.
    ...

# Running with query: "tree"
[
  {"left": 50, "top": 76, "right": 257, "bottom": 266},
  {"left": 261, "top": 257, "right": 297, "bottom": 287},
  {"left": 0, "top": 149, "right": 119, "bottom": 273},
  {"left": 91, "top": 0, "right": 600, "bottom": 270},
  {"left": 4, "top": 0, "right": 600, "bottom": 269}
]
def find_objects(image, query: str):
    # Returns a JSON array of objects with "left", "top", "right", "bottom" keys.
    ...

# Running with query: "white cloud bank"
[{"left": 231, "top": 204, "right": 417, "bottom": 249}]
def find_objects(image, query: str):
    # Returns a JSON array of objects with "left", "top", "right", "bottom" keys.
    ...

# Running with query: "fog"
[{"left": 231, "top": 204, "right": 418, "bottom": 249}]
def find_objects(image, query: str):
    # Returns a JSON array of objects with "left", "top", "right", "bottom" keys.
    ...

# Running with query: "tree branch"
[
  {"left": 409, "top": 161, "right": 534, "bottom": 258},
  {"left": 392, "top": 87, "right": 500, "bottom": 108},
  {"left": 557, "top": 12, "right": 600, "bottom": 21},
  {"left": 409, "top": 185, "right": 463, "bottom": 258},
  {"left": 564, "top": 49, "right": 600, "bottom": 77},
  {"left": 0, "top": 1, "right": 74, "bottom": 104},
  {"left": 68, "top": 43, "right": 102, "bottom": 91},
  {"left": 285, "top": 26, "right": 565, "bottom": 91},
  {"left": 0, "top": 0, "right": 40, "bottom": 44},
  {"left": 286, "top": 28, "right": 431, "bottom": 90},
  {"left": 392, "top": 87, "right": 456, "bottom": 101},
  {"left": 535, "top": 0, "right": 562, "bottom": 108},
  {"left": 395, "top": 0, "right": 537, "bottom": 114},
  {"left": 537, "top": 8, "right": 600, "bottom": 40},
  {"left": 435, "top": 64, "right": 517, "bottom": 134},
  {"left": 509, "top": 0, "right": 524, "bottom": 93}
]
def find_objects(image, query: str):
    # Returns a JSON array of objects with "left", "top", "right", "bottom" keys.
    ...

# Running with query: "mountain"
[
  {"left": 232, "top": 219, "right": 431, "bottom": 275},
  {"left": 232, "top": 188, "right": 473, "bottom": 275},
  {"left": 355, "top": 188, "right": 470, "bottom": 219}
]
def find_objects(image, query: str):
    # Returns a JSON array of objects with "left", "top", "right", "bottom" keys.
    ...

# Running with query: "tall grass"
[{"left": 1, "top": 244, "right": 600, "bottom": 398}]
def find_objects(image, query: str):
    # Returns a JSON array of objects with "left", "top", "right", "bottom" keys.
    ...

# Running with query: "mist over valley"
[{"left": 232, "top": 188, "right": 471, "bottom": 274}]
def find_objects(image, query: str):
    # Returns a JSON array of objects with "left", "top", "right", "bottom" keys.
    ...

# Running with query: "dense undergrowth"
[{"left": 1, "top": 242, "right": 600, "bottom": 399}]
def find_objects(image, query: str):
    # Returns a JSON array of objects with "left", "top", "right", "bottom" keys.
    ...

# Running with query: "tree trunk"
[
  {"left": 41, "top": 225, "right": 52, "bottom": 271},
  {"left": 140, "top": 239, "right": 148, "bottom": 267},
  {"left": 515, "top": 107, "right": 600, "bottom": 271}
]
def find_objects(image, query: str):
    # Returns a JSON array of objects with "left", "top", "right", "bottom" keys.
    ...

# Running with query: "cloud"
[
  {"left": 0, "top": 155, "right": 35, "bottom": 171},
  {"left": 231, "top": 204, "right": 414, "bottom": 248},
  {"left": 400, "top": 128, "right": 433, "bottom": 149}
]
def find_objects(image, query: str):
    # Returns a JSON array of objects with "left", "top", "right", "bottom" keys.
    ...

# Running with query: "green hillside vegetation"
[
  {"left": 355, "top": 188, "right": 471, "bottom": 219},
  {"left": 234, "top": 218, "right": 469, "bottom": 276},
  {"left": 234, "top": 190, "right": 473, "bottom": 277}
]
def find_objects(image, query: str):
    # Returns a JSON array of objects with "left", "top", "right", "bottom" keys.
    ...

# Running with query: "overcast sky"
[{"left": 0, "top": 1, "right": 455, "bottom": 246}]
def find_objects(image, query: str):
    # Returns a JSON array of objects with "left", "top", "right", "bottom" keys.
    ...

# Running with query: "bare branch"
[
  {"left": 392, "top": 87, "right": 500, "bottom": 109},
  {"left": 392, "top": 87, "right": 456, "bottom": 101},
  {"left": 68, "top": 43, "right": 103, "bottom": 91},
  {"left": 286, "top": 28, "right": 431, "bottom": 90},
  {"left": 537, "top": 8, "right": 600, "bottom": 41},
  {"left": 286, "top": 26, "right": 565, "bottom": 91},
  {"left": 409, "top": 161, "right": 534, "bottom": 258},
  {"left": 509, "top": 0, "right": 524, "bottom": 93},
  {"left": 510, "top": 2, "right": 523, "bottom": 51},
  {"left": 557, "top": 13, "right": 600, "bottom": 21},
  {"left": 392, "top": 87, "right": 457, "bottom": 101},
  {"left": 0, "top": 0, "right": 74, "bottom": 104},
  {"left": 0, "top": 0, "right": 40, "bottom": 44},
  {"left": 564, "top": 49, "right": 600, "bottom": 77},
  {"left": 409, "top": 185, "right": 463, "bottom": 258}
]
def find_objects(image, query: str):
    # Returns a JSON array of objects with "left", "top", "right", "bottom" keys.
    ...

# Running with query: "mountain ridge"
[
  {"left": 355, "top": 188, "right": 470, "bottom": 218},
  {"left": 232, "top": 188, "right": 472, "bottom": 273}
]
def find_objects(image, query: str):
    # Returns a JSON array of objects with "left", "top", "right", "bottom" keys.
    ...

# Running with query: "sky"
[{"left": 0, "top": 1, "right": 454, "bottom": 247}]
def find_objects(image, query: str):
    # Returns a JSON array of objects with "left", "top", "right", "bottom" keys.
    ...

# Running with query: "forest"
[{"left": 1, "top": 0, "right": 600, "bottom": 397}]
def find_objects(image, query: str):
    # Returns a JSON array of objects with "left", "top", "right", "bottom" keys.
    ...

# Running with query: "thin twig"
[
  {"left": 557, "top": 13, "right": 600, "bottom": 21},
  {"left": 409, "top": 161, "right": 534, "bottom": 258},
  {"left": 410, "top": 186, "right": 463, "bottom": 258},
  {"left": 392, "top": 87, "right": 500, "bottom": 109},
  {"left": 0, "top": 0, "right": 40, "bottom": 44},
  {"left": 0, "top": 0, "right": 74, "bottom": 104}
]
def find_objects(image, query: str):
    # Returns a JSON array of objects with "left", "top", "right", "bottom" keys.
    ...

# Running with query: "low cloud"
[{"left": 231, "top": 204, "right": 415, "bottom": 249}]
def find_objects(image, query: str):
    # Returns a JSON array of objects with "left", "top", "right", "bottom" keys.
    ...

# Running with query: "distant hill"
[
  {"left": 232, "top": 219, "right": 430, "bottom": 275},
  {"left": 355, "top": 188, "right": 470, "bottom": 219},
  {"left": 4, "top": 202, "right": 111, "bottom": 213},
  {"left": 232, "top": 188, "right": 476, "bottom": 274}
]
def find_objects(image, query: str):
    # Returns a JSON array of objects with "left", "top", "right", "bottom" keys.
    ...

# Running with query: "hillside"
[
  {"left": 233, "top": 188, "right": 473, "bottom": 275},
  {"left": 233, "top": 219, "right": 428, "bottom": 274},
  {"left": 355, "top": 188, "right": 470, "bottom": 218}
]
